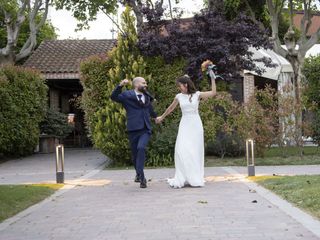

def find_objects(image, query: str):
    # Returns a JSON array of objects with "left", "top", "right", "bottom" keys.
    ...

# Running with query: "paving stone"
[{"left": 0, "top": 150, "right": 320, "bottom": 239}]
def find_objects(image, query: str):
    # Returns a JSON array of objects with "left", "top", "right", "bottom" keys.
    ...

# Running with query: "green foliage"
[
  {"left": 0, "top": 66, "right": 47, "bottom": 157},
  {"left": 200, "top": 91, "right": 245, "bottom": 158},
  {"left": 223, "top": 0, "right": 269, "bottom": 26},
  {"left": 15, "top": 18, "right": 57, "bottom": 52},
  {"left": 145, "top": 57, "right": 185, "bottom": 166},
  {"left": 108, "top": 6, "right": 148, "bottom": 82},
  {"left": 212, "top": 0, "right": 300, "bottom": 44},
  {"left": 206, "top": 146, "right": 320, "bottom": 167},
  {"left": 54, "top": 0, "right": 118, "bottom": 31},
  {"left": 80, "top": 55, "right": 114, "bottom": 131},
  {"left": 81, "top": 55, "right": 185, "bottom": 167},
  {"left": 147, "top": 121, "right": 179, "bottom": 167},
  {"left": 39, "top": 109, "right": 73, "bottom": 138},
  {"left": 80, "top": 54, "right": 130, "bottom": 166},
  {"left": 206, "top": 132, "right": 245, "bottom": 158},
  {"left": 278, "top": 12, "right": 300, "bottom": 44},
  {"left": 80, "top": 6, "right": 147, "bottom": 166},
  {"left": 312, "top": 110, "right": 320, "bottom": 145},
  {"left": 303, "top": 56, "right": 320, "bottom": 145},
  {"left": 303, "top": 56, "right": 320, "bottom": 109},
  {"left": 0, "top": 3, "right": 57, "bottom": 63},
  {"left": 146, "top": 57, "right": 243, "bottom": 164},
  {"left": 234, "top": 86, "right": 278, "bottom": 157},
  {"left": 0, "top": 14, "right": 57, "bottom": 52}
]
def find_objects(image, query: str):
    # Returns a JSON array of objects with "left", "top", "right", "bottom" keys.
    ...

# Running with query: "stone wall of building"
[{"left": 243, "top": 73, "right": 255, "bottom": 103}]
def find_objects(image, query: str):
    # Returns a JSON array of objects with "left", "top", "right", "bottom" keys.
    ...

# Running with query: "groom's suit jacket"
[{"left": 111, "top": 85, "right": 157, "bottom": 132}]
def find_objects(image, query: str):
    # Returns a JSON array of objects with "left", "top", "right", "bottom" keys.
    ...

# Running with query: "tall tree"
[
  {"left": 0, "top": 14, "right": 57, "bottom": 64},
  {"left": 54, "top": 0, "right": 118, "bottom": 31},
  {"left": 211, "top": 0, "right": 319, "bottom": 144},
  {"left": 266, "top": 0, "right": 319, "bottom": 145},
  {"left": 54, "top": 0, "right": 180, "bottom": 33},
  {"left": 0, "top": 0, "right": 51, "bottom": 65},
  {"left": 81, "top": 6, "right": 149, "bottom": 165}
]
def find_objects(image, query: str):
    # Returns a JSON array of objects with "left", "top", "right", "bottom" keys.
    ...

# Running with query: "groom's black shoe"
[
  {"left": 134, "top": 174, "right": 140, "bottom": 183},
  {"left": 140, "top": 178, "right": 147, "bottom": 188}
]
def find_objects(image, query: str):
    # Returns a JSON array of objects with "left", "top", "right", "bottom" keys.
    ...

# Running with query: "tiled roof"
[{"left": 23, "top": 39, "right": 116, "bottom": 75}]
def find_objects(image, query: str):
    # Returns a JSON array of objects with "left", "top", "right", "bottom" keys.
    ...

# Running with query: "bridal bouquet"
[{"left": 201, "top": 60, "right": 224, "bottom": 81}]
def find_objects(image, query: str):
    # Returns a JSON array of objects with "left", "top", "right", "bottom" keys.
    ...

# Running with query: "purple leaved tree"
[{"left": 138, "top": 8, "right": 274, "bottom": 83}]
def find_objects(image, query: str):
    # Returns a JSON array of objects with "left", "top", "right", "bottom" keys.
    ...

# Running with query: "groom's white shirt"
[{"left": 134, "top": 90, "right": 145, "bottom": 104}]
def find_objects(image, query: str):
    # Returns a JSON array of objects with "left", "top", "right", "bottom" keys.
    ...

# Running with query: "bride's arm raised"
[
  {"left": 156, "top": 98, "right": 179, "bottom": 123},
  {"left": 199, "top": 73, "right": 217, "bottom": 100}
]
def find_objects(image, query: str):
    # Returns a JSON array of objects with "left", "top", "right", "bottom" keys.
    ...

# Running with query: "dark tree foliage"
[
  {"left": 138, "top": 8, "right": 274, "bottom": 83},
  {"left": 141, "top": 1, "right": 166, "bottom": 32}
]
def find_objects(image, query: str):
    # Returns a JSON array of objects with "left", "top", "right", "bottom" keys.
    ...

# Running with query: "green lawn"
[
  {"left": 205, "top": 155, "right": 320, "bottom": 167},
  {"left": 106, "top": 146, "right": 320, "bottom": 169},
  {"left": 253, "top": 175, "right": 320, "bottom": 219},
  {"left": 0, "top": 184, "right": 62, "bottom": 222},
  {"left": 206, "top": 146, "right": 320, "bottom": 167}
]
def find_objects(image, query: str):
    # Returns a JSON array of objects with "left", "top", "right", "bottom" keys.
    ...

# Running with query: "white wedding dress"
[{"left": 168, "top": 91, "right": 205, "bottom": 188}]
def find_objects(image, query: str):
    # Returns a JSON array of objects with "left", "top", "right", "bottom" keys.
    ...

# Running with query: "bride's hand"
[{"left": 155, "top": 116, "right": 164, "bottom": 124}]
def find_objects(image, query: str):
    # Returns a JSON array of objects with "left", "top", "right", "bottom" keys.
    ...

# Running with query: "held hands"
[{"left": 155, "top": 116, "right": 164, "bottom": 124}]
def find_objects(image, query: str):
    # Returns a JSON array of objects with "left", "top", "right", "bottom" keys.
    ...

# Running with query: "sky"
[{"left": 48, "top": 0, "right": 204, "bottom": 40}]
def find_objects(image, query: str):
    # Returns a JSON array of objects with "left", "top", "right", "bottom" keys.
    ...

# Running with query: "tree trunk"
[
  {"left": 135, "top": 11, "right": 144, "bottom": 33},
  {"left": 286, "top": 55, "right": 304, "bottom": 148},
  {"left": 0, "top": 0, "right": 49, "bottom": 65},
  {"left": 0, "top": 49, "right": 15, "bottom": 65},
  {"left": 266, "top": 0, "right": 320, "bottom": 151}
]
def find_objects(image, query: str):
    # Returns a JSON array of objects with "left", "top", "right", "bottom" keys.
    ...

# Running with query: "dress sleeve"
[{"left": 175, "top": 93, "right": 180, "bottom": 102}]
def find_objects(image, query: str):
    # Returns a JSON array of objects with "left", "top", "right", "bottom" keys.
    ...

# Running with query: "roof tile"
[{"left": 23, "top": 39, "right": 116, "bottom": 74}]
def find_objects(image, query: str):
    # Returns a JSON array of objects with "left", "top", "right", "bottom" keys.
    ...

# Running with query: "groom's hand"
[
  {"left": 155, "top": 116, "right": 163, "bottom": 124},
  {"left": 120, "top": 79, "right": 130, "bottom": 86}
]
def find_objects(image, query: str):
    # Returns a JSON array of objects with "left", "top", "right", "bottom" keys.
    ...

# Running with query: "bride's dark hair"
[
  {"left": 176, "top": 75, "right": 197, "bottom": 102},
  {"left": 176, "top": 75, "right": 197, "bottom": 94}
]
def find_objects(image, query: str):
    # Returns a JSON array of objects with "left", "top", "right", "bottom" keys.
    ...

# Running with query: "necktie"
[{"left": 137, "top": 94, "right": 144, "bottom": 105}]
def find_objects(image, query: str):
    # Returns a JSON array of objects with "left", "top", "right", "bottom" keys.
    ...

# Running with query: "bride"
[{"left": 156, "top": 62, "right": 217, "bottom": 188}]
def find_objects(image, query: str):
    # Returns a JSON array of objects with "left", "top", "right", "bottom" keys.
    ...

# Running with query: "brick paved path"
[{"left": 1, "top": 154, "right": 320, "bottom": 240}]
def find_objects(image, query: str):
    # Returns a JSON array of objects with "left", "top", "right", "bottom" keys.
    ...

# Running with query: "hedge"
[{"left": 0, "top": 66, "right": 47, "bottom": 157}]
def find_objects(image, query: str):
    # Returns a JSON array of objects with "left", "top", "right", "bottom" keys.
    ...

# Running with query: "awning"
[{"left": 244, "top": 47, "right": 293, "bottom": 80}]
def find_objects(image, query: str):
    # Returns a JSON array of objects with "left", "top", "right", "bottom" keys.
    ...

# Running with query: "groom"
[{"left": 111, "top": 77, "right": 157, "bottom": 188}]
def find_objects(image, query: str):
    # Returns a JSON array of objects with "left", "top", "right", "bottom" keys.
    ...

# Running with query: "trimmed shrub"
[
  {"left": 81, "top": 7, "right": 147, "bottom": 166},
  {"left": 39, "top": 108, "right": 73, "bottom": 138},
  {"left": 206, "top": 131, "right": 245, "bottom": 158},
  {"left": 80, "top": 55, "right": 114, "bottom": 137},
  {"left": 200, "top": 91, "right": 245, "bottom": 158},
  {"left": 235, "top": 86, "right": 278, "bottom": 157},
  {"left": 146, "top": 58, "right": 237, "bottom": 165},
  {"left": 303, "top": 56, "right": 320, "bottom": 145},
  {"left": 81, "top": 54, "right": 246, "bottom": 166},
  {"left": 80, "top": 54, "right": 131, "bottom": 166},
  {"left": 0, "top": 65, "right": 47, "bottom": 157},
  {"left": 145, "top": 57, "right": 185, "bottom": 166},
  {"left": 81, "top": 54, "right": 185, "bottom": 167}
]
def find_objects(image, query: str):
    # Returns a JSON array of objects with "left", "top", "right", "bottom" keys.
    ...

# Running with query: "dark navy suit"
[{"left": 111, "top": 85, "right": 157, "bottom": 180}]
